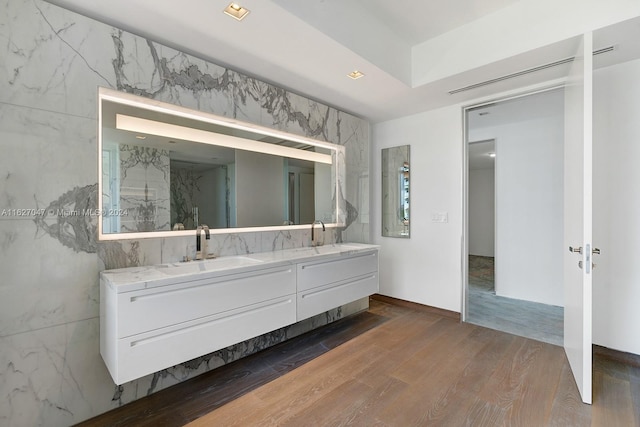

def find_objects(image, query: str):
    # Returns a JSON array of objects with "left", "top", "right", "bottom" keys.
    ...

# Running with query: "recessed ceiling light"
[
  {"left": 224, "top": 3, "right": 250, "bottom": 21},
  {"left": 348, "top": 70, "right": 365, "bottom": 80},
  {"left": 488, "top": 152, "right": 496, "bottom": 158},
  {"left": 135, "top": 135, "right": 146, "bottom": 140}
]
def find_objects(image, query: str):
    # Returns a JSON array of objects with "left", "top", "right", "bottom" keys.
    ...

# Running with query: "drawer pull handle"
[
  {"left": 129, "top": 268, "right": 293, "bottom": 302},
  {"left": 300, "top": 252, "right": 376, "bottom": 270},
  {"left": 300, "top": 274, "right": 376, "bottom": 298},
  {"left": 129, "top": 297, "right": 293, "bottom": 347}
]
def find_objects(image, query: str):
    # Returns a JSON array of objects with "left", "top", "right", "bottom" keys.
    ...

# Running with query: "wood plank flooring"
[{"left": 79, "top": 299, "right": 640, "bottom": 427}]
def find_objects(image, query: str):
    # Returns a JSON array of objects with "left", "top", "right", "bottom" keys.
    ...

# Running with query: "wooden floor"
[{"left": 80, "top": 299, "right": 640, "bottom": 427}]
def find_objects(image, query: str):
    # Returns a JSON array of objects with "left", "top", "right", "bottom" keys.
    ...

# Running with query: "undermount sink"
[
  {"left": 292, "top": 244, "right": 363, "bottom": 255},
  {"left": 157, "top": 256, "right": 263, "bottom": 275}
]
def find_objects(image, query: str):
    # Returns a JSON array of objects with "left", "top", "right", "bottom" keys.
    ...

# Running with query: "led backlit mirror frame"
[{"left": 98, "top": 87, "right": 345, "bottom": 241}]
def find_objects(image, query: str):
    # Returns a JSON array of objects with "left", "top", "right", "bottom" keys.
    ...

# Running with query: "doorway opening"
[{"left": 464, "top": 88, "right": 564, "bottom": 346}]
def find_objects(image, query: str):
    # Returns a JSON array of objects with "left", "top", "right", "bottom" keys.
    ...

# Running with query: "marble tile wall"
[
  {"left": 118, "top": 144, "right": 171, "bottom": 232},
  {"left": 170, "top": 166, "right": 210, "bottom": 230},
  {"left": 0, "top": 1, "right": 370, "bottom": 426}
]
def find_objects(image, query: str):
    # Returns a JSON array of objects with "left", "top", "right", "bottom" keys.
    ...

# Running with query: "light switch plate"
[{"left": 431, "top": 211, "right": 448, "bottom": 223}]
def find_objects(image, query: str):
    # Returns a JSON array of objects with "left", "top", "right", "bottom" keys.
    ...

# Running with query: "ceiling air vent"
[{"left": 448, "top": 46, "right": 615, "bottom": 95}]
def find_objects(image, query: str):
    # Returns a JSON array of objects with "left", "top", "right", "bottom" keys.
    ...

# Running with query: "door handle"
[{"left": 571, "top": 246, "right": 599, "bottom": 271}]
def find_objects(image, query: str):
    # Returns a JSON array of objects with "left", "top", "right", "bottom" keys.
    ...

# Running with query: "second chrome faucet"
[
  {"left": 311, "top": 220, "right": 325, "bottom": 247},
  {"left": 196, "top": 225, "right": 211, "bottom": 260}
]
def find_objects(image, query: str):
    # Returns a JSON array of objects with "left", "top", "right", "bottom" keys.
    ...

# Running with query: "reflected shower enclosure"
[{"left": 382, "top": 145, "right": 410, "bottom": 238}]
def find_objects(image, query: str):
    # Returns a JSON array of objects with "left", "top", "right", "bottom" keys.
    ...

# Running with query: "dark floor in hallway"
[{"left": 467, "top": 255, "right": 564, "bottom": 346}]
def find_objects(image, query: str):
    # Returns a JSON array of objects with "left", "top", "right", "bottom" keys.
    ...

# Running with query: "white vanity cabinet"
[
  {"left": 296, "top": 250, "right": 379, "bottom": 321},
  {"left": 100, "top": 244, "right": 379, "bottom": 385},
  {"left": 101, "top": 264, "right": 296, "bottom": 385}
]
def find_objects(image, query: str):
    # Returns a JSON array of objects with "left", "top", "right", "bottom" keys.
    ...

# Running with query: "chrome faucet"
[
  {"left": 195, "top": 225, "right": 210, "bottom": 260},
  {"left": 311, "top": 220, "right": 325, "bottom": 247}
]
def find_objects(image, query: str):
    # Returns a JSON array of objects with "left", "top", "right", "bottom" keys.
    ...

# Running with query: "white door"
[{"left": 563, "top": 32, "right": 593, "bottom": 405}]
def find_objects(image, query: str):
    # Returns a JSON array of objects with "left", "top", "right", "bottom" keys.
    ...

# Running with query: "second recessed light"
[
  {"left": 224, "top": 3, "right": 250, "bottom": 21},
  {"left": 348, "top": 70, "right": 365, "bottom": 80}
]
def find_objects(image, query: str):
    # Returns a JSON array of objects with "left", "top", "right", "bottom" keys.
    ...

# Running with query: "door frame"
[{"left": 460, "top": 85, "right": 565, "bottom": 322}]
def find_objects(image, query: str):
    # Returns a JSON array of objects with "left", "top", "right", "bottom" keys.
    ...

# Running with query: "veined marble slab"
[
  {"left": 0, "top": 0, "right": 369, "bottom": 424},
  {"left": 102, "top": 243, "right": 379, "bottom": 293}
]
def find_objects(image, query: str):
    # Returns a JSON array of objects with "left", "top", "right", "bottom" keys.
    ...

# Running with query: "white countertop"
[{"left": 100, "top": 243, "right": 379, "bottom": 293}]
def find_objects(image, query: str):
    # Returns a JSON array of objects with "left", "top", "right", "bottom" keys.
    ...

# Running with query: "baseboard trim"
[
  {"left": 593, "top": 345, "right": 640, "bottom": 368},
  {"left": 370, "top": 294, "right": 461, "bottom": 321}
]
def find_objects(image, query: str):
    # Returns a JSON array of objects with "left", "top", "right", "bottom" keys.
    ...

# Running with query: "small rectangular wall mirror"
[{"left": 382, "top": 145, "right": 410, "bottom": 238}]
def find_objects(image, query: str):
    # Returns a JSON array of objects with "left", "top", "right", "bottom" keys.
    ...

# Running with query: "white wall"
[
  {"left": 228, "top": 163, "right": 237, "bottom": 227},
  {"left": 372, "top": 107, "right": 463, "bottom": 312},
  {"left": 372, "top": 84, "right": 560, "bottom": 312},
  {"left": 235, "top": 151, "right": 285, "bottom": 227},
  {"left": 468, "top": 168, "right": 495, "bottom": 257},
  {"left": 314, "top": 162, "right": 332, "bottom": 223},
  {"left": 198, "top": 166, "right": 228, "bottom": 229},
  {"left": 593, "top": 58, "right": 640, "bottom": 355},
  {"left": 299, "top": 172, "right": 315, "bottom": 224},
  {"left": 412, "top": 0, "right": 640, "bottom": 87},
  {"left": 373, "top": 60, "right": 640, "bottom": 355},
  {"left": 470, "top": 112, "right": 564, "bottom": 307}
]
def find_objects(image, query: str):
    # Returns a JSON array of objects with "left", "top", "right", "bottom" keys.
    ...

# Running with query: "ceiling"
[
  {"left": 467, "top": 88, "right": 564, "bottom": 131},
  {"left": 356, "top": 0, "right": 519, "bottom": 45},
  {"left": 467, "top": 88, "right": 564, "bottom": 170},
  {"left": 45, "top": 0, "right": 640, "bottom": 123}
]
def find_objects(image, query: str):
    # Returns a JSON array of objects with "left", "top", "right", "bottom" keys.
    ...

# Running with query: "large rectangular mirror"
[
  {"left": 98, "top": 88, "right": 344, "bottom": 240},
  {"left": 382, "top": 145, "right": 410, "bottom": 238}
]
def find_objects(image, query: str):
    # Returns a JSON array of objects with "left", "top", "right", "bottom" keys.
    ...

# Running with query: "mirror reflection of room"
[
  {"left": 100, "top": 95, "right": 335, "bottom": 235},
  {"left": 381, "top": 145, "right": 410, "bottom": 238}
]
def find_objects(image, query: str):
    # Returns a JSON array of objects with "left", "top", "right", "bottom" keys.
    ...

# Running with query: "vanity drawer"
[
  {"left": 100, "top": 245, "right": 380, "bottom": 385},
  {"left": 112, "top": 294, "right": 296, "bottom": 385},
  {"left": 297, "top": 272, "right": 378, "bottom": 321},
  {"left": 297, "top": 250, "right": 378, "bottom": 291},
  {"left": 116, "top": 264, "right": 295, "bottom": 338}
]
